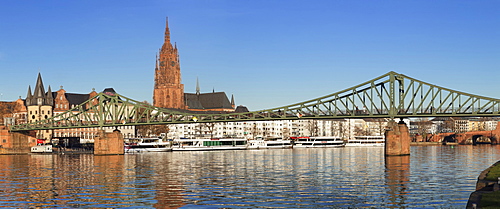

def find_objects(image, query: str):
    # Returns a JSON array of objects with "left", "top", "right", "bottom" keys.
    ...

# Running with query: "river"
[{"left": 1, "top": 145, "right": 499, "bottom": 208}]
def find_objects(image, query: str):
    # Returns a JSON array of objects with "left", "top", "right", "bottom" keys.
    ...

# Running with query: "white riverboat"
[
  {"left": 124, "top": 137, "right": 172, "bottom": 153},
  {"left": 172, "top": 138, "right": 248, "bottom": 151},
  {"left": 247, "top": 138, "right": 293, "bottom": 149},
  {"left": 291, "top": 136, "right": 345, "bottom": 148},
  {"left": 346, "top": 136, "right": 385, "bottom": 147}
]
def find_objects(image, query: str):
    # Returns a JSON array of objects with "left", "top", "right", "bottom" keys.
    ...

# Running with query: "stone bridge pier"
[
  {"left": 94, "top": 129, "right": 124, "bottom": 155},
  {"left": 385, "top": 120, "right": 411, "bottom": 156}
]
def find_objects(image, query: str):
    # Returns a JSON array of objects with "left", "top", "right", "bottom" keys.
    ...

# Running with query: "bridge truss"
[{"left": 10, "top": 71, "right": 500, "bottom": 131}]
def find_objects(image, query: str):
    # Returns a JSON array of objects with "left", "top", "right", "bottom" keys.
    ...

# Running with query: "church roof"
[{"left": 185, "top": 92, "right": 233, "bottom": 110}]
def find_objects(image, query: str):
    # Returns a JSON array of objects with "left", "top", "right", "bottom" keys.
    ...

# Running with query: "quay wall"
[{"left": 0, "top": 127, "right": 37, "bottom": 154}]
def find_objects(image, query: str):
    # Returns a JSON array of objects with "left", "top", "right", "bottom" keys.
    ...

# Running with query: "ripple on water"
[{"left": 0, "top": 146, "right": 499, "bottom": 208}]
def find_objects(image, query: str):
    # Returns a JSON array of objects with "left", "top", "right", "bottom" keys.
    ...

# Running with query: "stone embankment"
[{"left": 467, "top": 161, "right": 500, "bottom": 208}]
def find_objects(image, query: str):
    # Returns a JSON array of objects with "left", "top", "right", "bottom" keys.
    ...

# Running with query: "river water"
[{"left": 1, "top": 145, "right": 499, "bottom": 208}]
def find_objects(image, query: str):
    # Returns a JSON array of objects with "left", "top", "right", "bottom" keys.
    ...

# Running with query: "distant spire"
[
  {"left": 230, "top": 94, "right": 235, "bottom": 108},
  {"left": 196, "top": 77, "right": 200, "bottom": 95},
  {"left": 26, "top": 85, "right": 33, "bottom": 106},
  {"left": 46, "top": 85, "right": 53, "bottom": 105}
]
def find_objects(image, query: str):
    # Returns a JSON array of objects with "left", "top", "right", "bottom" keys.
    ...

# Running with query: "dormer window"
[{"left": 37, "top": 98, "right": 43, "bottom": 105}]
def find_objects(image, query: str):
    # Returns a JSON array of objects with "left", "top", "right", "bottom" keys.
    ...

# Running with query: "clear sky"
[{"left": 0, "top": 0, "right": 499, "bottom": 111}]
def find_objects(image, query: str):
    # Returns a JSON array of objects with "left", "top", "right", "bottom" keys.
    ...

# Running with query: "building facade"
[{"left": 22, "top": 74, "right": 136, "bottom": 142}]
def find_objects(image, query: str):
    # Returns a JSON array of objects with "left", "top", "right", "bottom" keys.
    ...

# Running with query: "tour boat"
[
  {"left": 247, "top": 138, "right": 293, "bottom": 149},
  {"left": 291, "top": 136, "right": 345, "bottom": 148},
  {"left": 171, "top": 138, "right": 248, "bottom": 151},
  {"left": 124, "top": 137, "right": 172, "bottom": 153},
  {"left": 345, "top": 136, "right": 385, "bottom": 147}
]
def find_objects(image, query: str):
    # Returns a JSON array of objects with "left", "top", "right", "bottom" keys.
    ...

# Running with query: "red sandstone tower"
[{"left": 153, "top": 18, "right": 185, "bottom": 109}]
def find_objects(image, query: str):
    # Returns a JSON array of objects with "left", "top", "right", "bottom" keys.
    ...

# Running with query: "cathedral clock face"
[{"left": 171, "top": 61, "right": 176, "bottom": 67}]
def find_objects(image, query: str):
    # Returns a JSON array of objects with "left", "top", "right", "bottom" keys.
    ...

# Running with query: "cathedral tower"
[{"left": 153, "top": 18, "right": 185, "bottom": 109}]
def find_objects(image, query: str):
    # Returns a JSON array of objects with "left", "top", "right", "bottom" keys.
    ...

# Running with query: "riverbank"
[
  {"left": 467, "top": 160, "right": 500, "bottom": 208},
  {"left": 410, "top": 142, "right": 441, "bottom": 146}
]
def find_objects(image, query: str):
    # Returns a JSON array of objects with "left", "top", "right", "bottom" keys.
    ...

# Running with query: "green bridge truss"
[{"left": 10, "top": 71, "right": 500, "bottom": 131}]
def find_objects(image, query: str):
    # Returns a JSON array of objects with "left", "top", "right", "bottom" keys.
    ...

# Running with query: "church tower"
[{"left": 153, "top": 18, "right": 185, "bottom": 109}]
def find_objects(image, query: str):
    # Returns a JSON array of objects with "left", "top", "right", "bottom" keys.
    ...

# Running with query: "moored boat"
[
  {"left": 31, "top": 144, "right": 53, "bottom": 153},
  {"left": 346, "top": 136, "right": 385, "bottom": 147},
  {"left": 124, "top": 137, "right": 172, "bottom": 153},
  {"left": 291, "top": 136, "right": 345, "bottom": 148},
  {"left": 172, "top": 138, "right": 247, "bottom": 151},
  {"left": 248, "top": 138, "right": 293, "bottom": 149}
]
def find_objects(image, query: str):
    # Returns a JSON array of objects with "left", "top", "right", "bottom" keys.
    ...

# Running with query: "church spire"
[{"left": 164, "top": 17, "right": 170, "bottom": 44}]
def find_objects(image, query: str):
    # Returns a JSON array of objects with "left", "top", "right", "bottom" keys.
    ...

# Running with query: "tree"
[{"left": 136, "top": 125, "right": 169, "bottom": 138}]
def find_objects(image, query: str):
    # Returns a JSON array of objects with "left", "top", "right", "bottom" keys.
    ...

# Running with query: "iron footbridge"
[{"left": 10, "top": 71, "right": 500, "bottom": 131}]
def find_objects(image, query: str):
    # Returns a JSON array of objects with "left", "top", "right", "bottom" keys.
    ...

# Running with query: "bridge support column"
[
  {"left": 94, "top": 129, "right": 124, "bottom": 155},
  {"left": 0, "top": 127, "right": 37, "bottom": 154},
  {"left": 385, "top": 120, "right": 410, "bottom": 156}
]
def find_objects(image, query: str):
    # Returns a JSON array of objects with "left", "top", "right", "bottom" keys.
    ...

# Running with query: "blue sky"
[{"left": 0, "top": 0, "right": 499, "bottom": 110}]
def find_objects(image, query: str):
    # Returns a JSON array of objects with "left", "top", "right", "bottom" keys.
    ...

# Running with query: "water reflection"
[
  {"left": 0, "top": 146, "right": 499, "bottom": 208},
  {"left": 385, "top": 155, "right": 410, "bottom": 207}
]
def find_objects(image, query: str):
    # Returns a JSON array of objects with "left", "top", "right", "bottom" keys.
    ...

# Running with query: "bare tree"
[
  {"left": 136, "top": 125, "right": 169, "bottom": 138},
  {"left": 306, "top": 120, "right": 319, "bottom": 136}
]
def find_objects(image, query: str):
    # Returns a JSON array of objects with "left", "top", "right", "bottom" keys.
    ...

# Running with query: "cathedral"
[{"left": 153, "top": 19, "right": 236, "bottom": 112}]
